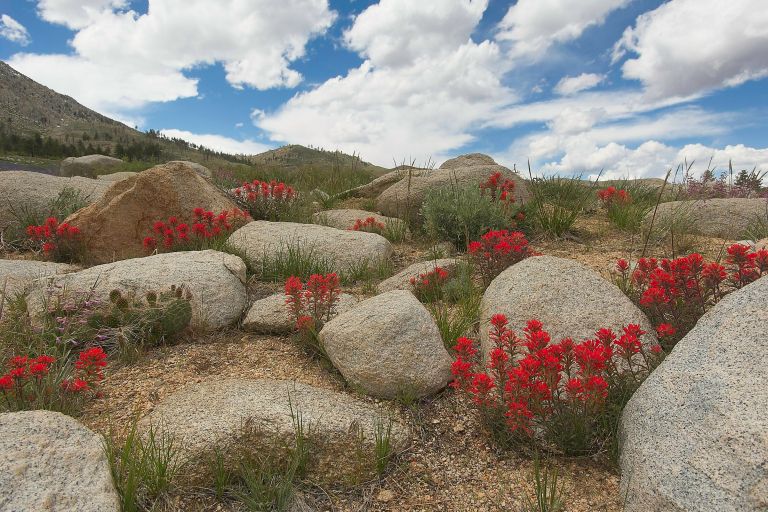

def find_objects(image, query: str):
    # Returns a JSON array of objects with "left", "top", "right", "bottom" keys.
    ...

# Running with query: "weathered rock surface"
[
  {"left": 228, "top": 221, "right": 393, "bottom": 272},
  {"left": 242, "top": 292, "right": 358, "bottom": 333},
  {"left": 645, "top": 198, "right": 768, "bottom": 239},
  {"left": 0, "top": 259, "right": 74, "bottom": 297},
  {"left": 153, "top": 160, "right": 212, "bottom": 178},
  {"left": 757, "top": 237, "right": 768, "bottom": 252},
  {"left": 63, "top": 162, "right": 238, "bottom": 264},
  {"left": 313, "top": 209, "right": 404, "bottom": 231},
  {"left": 0, "top": 411, "right": 120, "bottom": 512},
  {"left": 0, "top": 171, "right": 110, "bottom": 233},
  {"left": 619, "top": 276, "right": 768, "bottom": 512},
  {"left": 140, "top": 379, "right": 410, "bottom": 484},
  {"left": 96, "top": 171, "right": 138, "bottom": 182},
  {"left": 375, "top": 153, "right": 530, "bottom": 225},
  {"left": 26, "top": 250, "right": 246, "bottom": 329},
  {"left": 318, "top": 290, "right": 452, "bottom": 399},
  {"left": 60, "top": 154, "right": 124, "bottom": 178},
  {"left": 347, "top": 168, "right": 429, "bottom": 198},
  {"left": 376, "top": 258, "right": 457, "bottom": 294},
  {"left": 480, "top": 256, "right": 656, "bottom": 362}
]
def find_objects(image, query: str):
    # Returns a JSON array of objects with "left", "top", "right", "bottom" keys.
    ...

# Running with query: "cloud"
[
  {"left": 235, "top": 122, "right": 243, "bottom": 127},
  {"left": 496, "top": 0, "right": 632, "bottom": 61},
  {"left": 257, "top": 0, "right": 515, "bottom": 165},
  {"left": 343, "top": 0, "right": 488, "bottom": 68},
  {"left": 12, "top": 0, "right": 336, "bottom": 114},
  {"left": 494, "top": 104, "right": 752, "bottom": 179},
  {"left": 34, "top": 0, "right": 130, "bottom": 30},
  {"left": 0, "top": 15, "right": 31, "bottom": 46},
  {"left": 613, "top": 0, "right": 768, "bottom": 100},
  {"left": 160, "top": 129, "right": 272, "bottom": 155},
  {"left": 554, "top": 73, "right": 606, "bottom": 95}
]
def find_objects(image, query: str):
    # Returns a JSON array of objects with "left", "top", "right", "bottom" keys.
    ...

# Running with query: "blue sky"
[{"left": 1, "top": 0, "right": 767, "bottom": 178}]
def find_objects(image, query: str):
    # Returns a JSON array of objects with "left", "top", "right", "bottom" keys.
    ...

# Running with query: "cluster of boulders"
[{"left": 1, "top": 155, "right": 767, "bottom": 511}]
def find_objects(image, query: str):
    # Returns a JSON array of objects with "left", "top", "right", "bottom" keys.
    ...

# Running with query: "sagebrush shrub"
[{"left": 421, "top": 179, "right": 520, "bottom": 250}]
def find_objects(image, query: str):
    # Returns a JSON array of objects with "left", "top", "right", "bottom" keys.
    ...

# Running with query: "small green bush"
[
  {"left": 527, "top": 173, "right": 596, "bottom": 238},
  {"left": 420, "top": 184, "right": 517, "bottom": 250}
]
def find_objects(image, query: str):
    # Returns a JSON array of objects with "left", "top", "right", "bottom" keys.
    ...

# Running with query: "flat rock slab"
[
  {"left": 140, "top": 379, "right": 410, "bottom": 484},
  {"left": 319, "top": 290, "right": 452, "bottom": 399},
  {"left": 313, "top": 209, "right": 404, "bottom": 232},
  {"left": 646, "top": 198, "right": 768, "bottom": 239},
  {"left": 242, "top": 292, "right": 358, "bottom": 333},
  {"left": 25, "top": 250, "right": 247, "bottom": 330},
  {"left": 60, "top": 154, "right": 124, "bottom": 178},
  {"left": 228, "top": 221, "right": 393, "bottom": 273},
  {"left": 377, "top": 258, "right": 457, "bottom": 294},
  {"left": 96, "top": 171, "right": 138, "bottom": 182},
  {"left": 620, "top": 275, "right": 768, "bottom": 511},
  {"left": 0, "top": 259, "right": 74, "bottom": 297},
  {"left": 0, "top": 171, "right": 110, "bottom": 233},
  {"left": 0, "top": 411, "right": 119, "bottom": 512},
  {"left": 480, "top": 255, "right": 656, "bottom": 363}
]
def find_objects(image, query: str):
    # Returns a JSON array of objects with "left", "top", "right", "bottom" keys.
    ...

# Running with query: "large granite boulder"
[
  {"left": 313, "top": 209, "right": 404, "bottom": 232},
  {"left": 318, "top": 290, "right": 453, "bottom": 399},
  {"left": 140, "top": 379, "right": 410, "bottom": 484},
  {"left": 0, "top": 259, "right": 74, "bottom": 297},
  {"left": 0, "top": 411, "right": 120, "bottom": 511},
  {"left": 25, "top": 250, "right": 247, "bottom": 330},
  {"left": 479, "top": 256, "right": 656, "bottom": 362},
  {"left": 0, "top": 171, "right": 110, "bottom": 235},
  {"left": 619, "top": 275, "right": 768, "bottom": 511},
  {"left": 376, "top": 258, "right": 457, "bottom": 294},
  {"left": 63, "top": 162, "right": 238, "bottom": 264},
  {"left": 242, "top": 292, "right": 358, "bottom": 333},
  {"left": 375, "top": 153, "right": 530, "bottom": 225},
  {"left": 153, "top": 160, "right": 212, "bottom": 178},
  {"left": 645, "top": 198, "right": 768, "bottom": 239},
  {"left": 60, "top": 154, "right": 124, "bottom": 178},
  {"left": 347, "top": 167, "right": 429, "bottom": 198},
  {"left": 227, "top": 221, "right": 393, "bottom": 273}
]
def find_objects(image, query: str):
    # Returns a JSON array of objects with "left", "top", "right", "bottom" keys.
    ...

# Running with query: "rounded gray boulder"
[
  {"left": 619, "top": 275, "right": 768, "bottom": 511},
  {"left": 318, "top": 290, "right": 453, "bottom": 399},
  {"left": 0, "top": 411, "right": 119, "bottom": 512},
  {"left": 479, "top": 256, "right": 656, "bottom": 362}
]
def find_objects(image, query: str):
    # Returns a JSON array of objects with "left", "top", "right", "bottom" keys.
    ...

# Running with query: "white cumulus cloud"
[
  {"left": 160, "top": 129, "right": 272, "bottom": 155},
  {"left": 0, "top": 15, "right": 31, "bottom": 46},
  {"left": 554, "top": 73, "right": 606, "bottom": 96},
  {"left": 496, "top": 0, "right": 633, "bottom": 61},
  {"left": 612, "top": 0, "right": 768, "bottom": 100},
  {"left": 257, "top": 0, "right": 515, "bottom": 165},
  {"left": 11, "top": 0, "right": 336, "bottom": 114}
]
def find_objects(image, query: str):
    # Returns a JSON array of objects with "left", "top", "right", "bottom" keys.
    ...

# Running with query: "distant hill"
[
  {"left": 0, "top": 60, "right": 246, "bottom": 168},
  {"left": 251, "top": 144, "right": 388, "bottom": 175},
  {"left": 0, "top": 60, "right": 387, "bottom": 176}
]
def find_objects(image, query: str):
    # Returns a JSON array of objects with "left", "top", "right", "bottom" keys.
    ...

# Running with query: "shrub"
[
  {"left": 614, "top": 244, "right": 768, "bottom": 350},
  {"left": 26, "top": 217, "right": 84, "bottom": 262},
  {"left": 421, "top": 181, "right": 519, "bottom": 250},
  {"left": 409, "top": 266, "right": 450, "bottom": 302},
  {"left": 0, "top": 347, "right": 106, "bottom": 415},
  {"left": 469, "top": 230, "right": 535, "bottom": 286},
  {"left": 232, "top": 179, "right": 301, "bottom": 221},
  {"left": 451, "top": 316, "right": 662, "bottom": 455},
  {"left": 682, "top": 166, "right": 768, "bottom": 200},
  {"left": 143, "top": 208, "right": 250, "bottom": 253}
]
